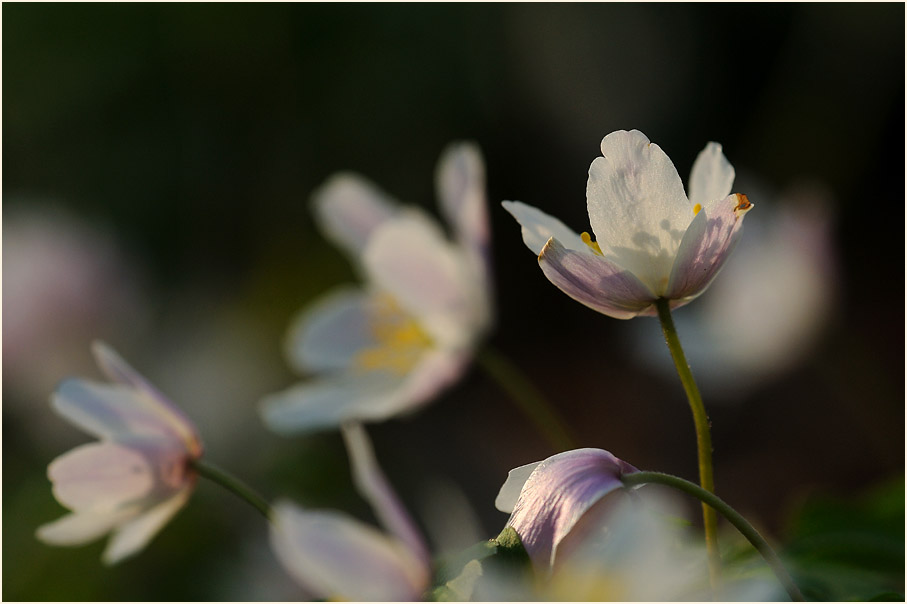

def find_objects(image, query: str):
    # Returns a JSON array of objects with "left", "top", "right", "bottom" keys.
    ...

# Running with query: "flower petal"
[
  {"left": 436, "top": 142, "right": 490, "bottom": 265},
  {"left": 284, "top": 287, "right": 378, "bottom": 374},
  {"left": 311, "top": 173, "right": 399, "bottom": 260},
  {"left": 503, "top": 448, "right": 638, "bottom": 571},
  {"left": 501, "top": 200, "right": 588, "bottom": 256},
  {"left": 538, "top": 237, "right": 657, "bottom": 319},
  {"left": 269, "top": 501, "right": 429, "bottom": 602},
  {"left": 688, "top": 142, "right": 735, "bottom": 208},
  {"left": 587, "top": 130, "right": 691, "bottom": 292},
  {"left": 36, "top": 509, "right": 135, "bottom": 547},
  {"left": 102, "top": 487, "right": 192, "bottom": 565},
  {"left": 48, "top": 442, "right": 155, "bottom": 512},
  {"left": 341, "top": 423, "right": 429, "bottom": 562},
  {"left": 665, "top": 193, "right": 752, "bottom": 302},
  {"left": 494, "top": 461, "right": 542, "bottom": 513},
  {"left": 363, "top": 210, "right": 486, "bottom": 348}
]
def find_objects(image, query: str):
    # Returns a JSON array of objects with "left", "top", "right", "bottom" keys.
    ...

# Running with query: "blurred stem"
[
  {"left": 655, "top": 298, "right": 721, "bottom": 589},
  {"left": 622, "top": 471, "right": 805, "bottom": 602},
  {"left": 192, "top": 459, "right": 272, "bottom": 520},
  {"left": 476, "top": 346, "right": 577, "bottom": 452}
]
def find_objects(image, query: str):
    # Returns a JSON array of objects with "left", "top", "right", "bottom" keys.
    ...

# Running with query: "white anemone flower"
[
  {"left": 36, "top": 342, "right": 202, "bottom": 564},
  {"left": 260, "top": 143, "right": 491, "bottom": 434},
  {"left": 269, "top": 423, "right": 431, "bottom": 601},
  {"left": 503, "top": 129, "right": 752, "bottom": 319}
]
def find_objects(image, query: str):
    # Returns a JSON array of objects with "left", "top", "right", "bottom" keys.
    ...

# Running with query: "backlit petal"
[
  {"left": 36, "top": 509, "right": 135, "bottom": 546},
  {"left": 48, "top": 442, "right": 154, "bottom": 512},
  {"left": 270, "top": 502, "right": 429, "bottom": 602},
  {"left": 501, "top": 200, "right": 588, "bottom": 256},
  {"left": 436, "top": 142, "right": 489, "bottom": 265},
  {"left": 688, "top": 142, "right": 735, "bottom": 208},
  {"left": 587, "top": 130, "right": 691, "bottom": 292},
  {"left": 494, "top": 461, "right": 543, "bottom": 513},
  {"left": 102, "top": 487, "right": 192, "bottom": 565},
  {"left": 538, "top": 237, "right": 656, "bottom": 319},
  {"left": 311, "top": 173, "right": 399, "bottom": 259}
]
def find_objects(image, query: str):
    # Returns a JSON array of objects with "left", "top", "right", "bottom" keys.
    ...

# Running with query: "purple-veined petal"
[
  {"left": 587, "top": 130, "right": 692, "bottom": 292},
  {"left": 688, "top": 142, "right": 735, "bottom": 208},
  {"left": 269, "top": 501, "right": 429, "bottom": 602},
  {"left": 494, "top": 461, "right": 543, "bottom": 513},
  {"left": 284, "top": 287, "right": 378, "bottom": 375},
  {"left": 48, "top": 442, "right": 155, "bottom": 512},
  {"left": 501, "top": 200, "right": 589, "bottom": 256},
  {"left": 665, "top": 193, "right": 753, "bottom": 302},
  {"left": 341, "top": 423, "right": 429, "bottom": 563},
  {"left": 311, "top": 173, "right": 399, "bottom": 260},
  {"left": 36, "top": 508, "right": 137, "bottom": 546},
  {"left": 102, "top": 487, "right": 193, "bottom": 565},
  {"left": 502, "top": 448, "right": 639, "bottom": 571},
  {"left": 538, "top": 237, "right": 657, "bottom": 319},
  {"left": 436, "top": 142, "right": 490, "bottom": 269}
]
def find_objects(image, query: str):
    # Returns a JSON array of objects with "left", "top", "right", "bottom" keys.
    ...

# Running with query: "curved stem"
[
  {"left": 654, "top": 298, "right": 720, "bottom": 588},
  {"left": 191, "top": 458, "right": 272, "bottom": 520},
  {"left": 476, "top": 346, "right": 577, "bottom": 452},
  {"left": 622, "top": 471, "right": 804, "bottom": 602}
]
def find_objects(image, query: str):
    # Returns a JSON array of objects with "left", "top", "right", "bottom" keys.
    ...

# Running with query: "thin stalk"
[
  {"left": 191, "top": 458, "right": 272, "bottom": 520},
  {"left": 476, "top": 346, "right": 577, "bottom": 452},
  {"left": 654, "top": 297, "right": 720, "bottom": 588},
  {"left": 622, "top": 471, "right": 804, "bottom": 602}
]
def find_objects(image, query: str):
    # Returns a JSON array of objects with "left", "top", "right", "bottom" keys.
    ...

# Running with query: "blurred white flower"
[
  {"left": 269, "top": 423, "right": 431, "bottom": 601},
  {"left": 503, "top": 129, "right": 752, "bottom": 319},
  {"left": 36, "top": 342, "right": 202, "bottom": 565},
  {"left": 629, "top": 183, "right": 837, "bottom": 395},
  {"left": 260, "top": 143, "right": 491, "bottom": 434}
]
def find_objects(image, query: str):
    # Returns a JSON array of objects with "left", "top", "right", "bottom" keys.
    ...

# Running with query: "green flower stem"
[
  {"left": 476, "top": 346, "right": 578, "bottom": 452},
  {"left": 654, "top": 297, "right": 720, "bottom": 588},
  {"left": 191, "top": 458, "right": 272, "bottom": 520},
  {"left": 622, "top": 471, "right": 805, "bottom": 602}
]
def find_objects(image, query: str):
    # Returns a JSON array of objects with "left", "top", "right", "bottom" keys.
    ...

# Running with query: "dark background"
[{"left": 4, "top": 3, "right": 904, "bottom": 600}]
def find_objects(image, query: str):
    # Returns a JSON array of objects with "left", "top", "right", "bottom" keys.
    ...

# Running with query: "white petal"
[
  {"left": 311, "top": 173, "right": 399, "bottom": 259},
  {"left": 501, "top": 200, "right": 589, "bottom": 255},
  {"left": 341, "top": 423, "right": 428, "bottom": 562},
  {"left": 436, "top": 142, "right": 489, "bottom": 260},
  {"left": 587, "top": 130, "right": 692, "bottom": 293},
  {"left": 48, "top": 442, "right": 155, "bottom": 512},
  {"left": 362, "top": 211, "right": 484, "bottom": 347},
  {"left": 688, "top": 142, "right": 735, "bottom": 208},
  {"left": 102, "top": 487, "right": 192, "bottom": 565},
  {"left": 494, "top": 461, "right": 542, "bottom": 513},
  {"left": 270, "top": 501, "right": 429, "bottom": 602},
  {"left": 284, "top": 287, "right": 377, "bottom": 374},
  {"left": 36, "top": 509, "right": 135, "bottom": 546}
]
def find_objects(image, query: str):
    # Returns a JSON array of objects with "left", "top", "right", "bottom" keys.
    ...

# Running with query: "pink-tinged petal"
[
  {"left": 501, "top": 200, "right": 588, "bottom": 256},
  {"left": 503, "top": 449, "right": 639, "bottom": 571},
  {"left": 48, "top": 442, "right": 155, "bottom": 512},
  {"left": 284, "top": 287, "right": 378, "bottom": 375},
  {"left": 363, "top": 211, "right": 486, "bottom": 348},
  {"left": 311, "top": 173, "right": 399, "bottom": 260},
  {"left": 688, "top": 142, "right": 735, "bottom": 208},
  {"left": 494, "top": 461, "right": 542, "bottom": 513},
  {"left": 341, "top": 423, "right": 429, "bottom": 563},
  {"left": 665, "top": 193, "right": 753, "bottom": 302},
  {"left": 36, "top": 509, "right": 137, "bottom": 546},
  {"left": 91, "top": 342, "right": 200, "bottom": 456},
  {"left": 270, "top": 501, "right": 429, "bottom": 602},
  {"left": 538, "top": 237, "right": 657, "bottom": 320},
  {"left": 587, "top": 130, "right": 692, "bottom": 291},
  {"left": 436, "top": 142, "right": 490, "bottom": 266},
  {"left": 102, "top": 487, "right": 192, "bottom": 565}
]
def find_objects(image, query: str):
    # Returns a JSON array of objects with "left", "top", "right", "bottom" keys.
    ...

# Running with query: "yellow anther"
[
  {"left": 580, "top": 232, "right": 603, "bottom": 255},
  {"left": 354, "top": 295, "right": 433, "bottom": 375},
  {"left": 693, "top": 203, "right": 702, "bottom": 216}
]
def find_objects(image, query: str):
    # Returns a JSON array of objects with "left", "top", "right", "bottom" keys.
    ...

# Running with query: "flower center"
[
  {"left": 354, "top": 294, "right": 434, "bottom": 375},
  {"left": 580, "top": 232, "right": 603, "bottom": 255}
]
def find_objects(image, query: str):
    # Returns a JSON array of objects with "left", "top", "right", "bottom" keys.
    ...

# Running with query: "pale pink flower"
[{"left": 36, "top": 342, "right": 202, "bottom": 564}]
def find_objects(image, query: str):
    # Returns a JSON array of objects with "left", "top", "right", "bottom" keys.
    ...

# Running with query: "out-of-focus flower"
[
  {"left": 36, "top": 342, "right": 202, "bottom": 565},
  {"left": 503, "top": 129, "right": 752, "bottom": 319},
  {"left": 269, "top": 423, "right": 431, "bottom": 601},
  {"left": 629, "top": 183, "right": 837, "bottom": 395},
  {"left": 260, "top": 143, "right": 491, "bottom": 434},
  {"left": 494, "top": 448, "right": 638, "bottom": 573}
]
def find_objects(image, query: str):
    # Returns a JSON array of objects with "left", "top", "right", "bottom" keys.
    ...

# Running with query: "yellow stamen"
[
  {"left": 354, "top": 295, "right": 433, "bottom": 375},
  {"left": 693, "top": 203, "right": 702, "bottom": 216},
  {"left": 580, "top": 232, "right": 603, "bottom": 255}
]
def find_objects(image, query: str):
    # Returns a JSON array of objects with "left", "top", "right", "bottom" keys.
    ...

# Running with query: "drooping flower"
[
  {"left": 494, "top": 448, "right": 638, "bottom": 572},
  {"left": 503, "top": 129, "right": 752, "bottom": 319},
  {"left": 260, "top": 143, "right": 491, "bottom": 434},
  {"left": 269, "top": 423, "right": 431, "bottom": 601},
  {"left": 36, "top": 342, "right": 202, "bottom": 565}
]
